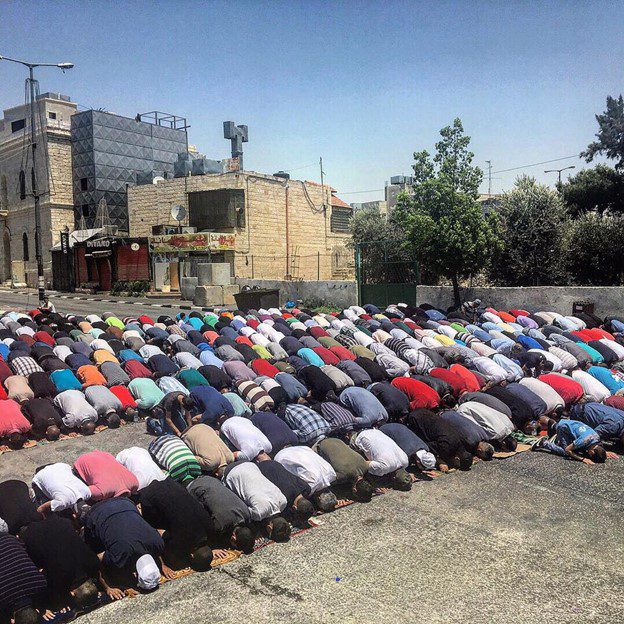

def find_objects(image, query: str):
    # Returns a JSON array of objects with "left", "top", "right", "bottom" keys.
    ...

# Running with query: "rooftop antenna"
[{"left": 223, "top": 121, "right": 248, "bottom": 171}]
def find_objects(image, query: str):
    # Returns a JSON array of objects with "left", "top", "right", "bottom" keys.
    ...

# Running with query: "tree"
[
  {"left": 396, "top": 118, "right": 500, "bottom": 307},
  {"left": 559, "top": 164, "right": 624, "bottom": 216},
  {"left": 488, "top": 176, "right": 570, "bottom": 287},
  {"left": 582, "top": 95, "right": 624, "bottom": 170},
  {"left": 566, "top": 213, "right": 624, "bottom": 285}
]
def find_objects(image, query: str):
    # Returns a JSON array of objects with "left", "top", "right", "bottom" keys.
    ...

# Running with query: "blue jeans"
[{"left": 146, "top": 409, "right": 187, "bottom": 436}]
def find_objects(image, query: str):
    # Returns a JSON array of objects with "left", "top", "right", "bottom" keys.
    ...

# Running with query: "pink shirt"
[
  {"left": 73, "top": 450, "right": 139, "bottom": 501},
  {"left": 0, "top": 399, "right": 31, "bottom": 436}
]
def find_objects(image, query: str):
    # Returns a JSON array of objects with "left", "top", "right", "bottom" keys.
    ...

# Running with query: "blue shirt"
[
  {"left": 50, "top": 369, "right": 82, "bottom": 392},
  {"left": 297, "top": 348, "right": 325, "bottom": 368},
  {"left": 380, "top": 422, "right": 429, "bottom": 456},
  {"left": 517, "top": 335, "right": 543, "bottom": 351},
  {"left": 250, "top": 411, "right": 298, "bottom": 455},
  {"left": 555, "top": 419, "right": 600, "bottom": 451},
  {"left": 569, "top": 402, "right": 624, "bottom": 441},
  {"left": 190, "top": 386, "right": 234, "bottom": 425},
  {"left": 587, "top": 366, "right": 624, "bottom": 394}
]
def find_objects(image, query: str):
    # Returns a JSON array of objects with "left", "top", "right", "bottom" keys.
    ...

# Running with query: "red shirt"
[
  {"left": 510, "top": 309, "right": 529, "bottom": 317},
  {"left": 313, "top": 347, "right": 340, "bottom": 366},
  {"left": 235, "top": 336, "right": 254, "bottom": 348},
  {"left": 0, "top": 399, "right": 31, "bottom": 436},
  {"left": 391, "top": 377, "right": 440, "bottom": 410},
  {"left": 203, "top": 331, "right": 219, "bottom": 345},
  {"left": 251, "top": 359, "right": 279, "bottom": 378},
  {"left": 449, "top": 364, "right": 481, "bottom": 393},
  {"left": 109, "top": 385, "right": 137, "bottom": 409},
  {"left": 138, "top": 315, "right": 155, "bottom": 326},
  {"left": 429, "top": 367, "right": 468, "bottom": 397},
  {"left": 33, "top": 331, "right": 55, "bottom": 346},
  {"left": 246, "top": 319, "right": 260, "bottom": 330},
  {"left": 538, "top": 373, "right": 584, "bottom": 407},
  {"left": 330, "top": 346, "right": 356, "bottom": 361},
  {"left": 123, "top": 360, "right": 153, "bottom": 380},
  {"left": 497, "top": 311, "right": 516, "bottom": 323},
  {"left": 309, "top": 326, "right": 329, "bottom": 339},
  {"left": 0, "top": 361, "right": 12, "bottom": 384},
  {"left": 605, "top": 395, "right": 624, "bottom": 411},
  {"left": 73, "top": 450, "right": 139, "bottom": 501}
]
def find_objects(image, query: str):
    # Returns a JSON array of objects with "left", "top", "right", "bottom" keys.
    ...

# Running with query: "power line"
[
  {"left": 340, "top": 188, "right": 385, "bottom": 195},
  {"left": 491, "top": 154, "right": 580, "bottom": 174}
]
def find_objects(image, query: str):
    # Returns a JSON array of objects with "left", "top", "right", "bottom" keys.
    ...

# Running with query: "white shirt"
[
  {"left": 472, "top": 356, "right": 507, "bottom": 384},
  {"left": 223, "top": 461, "right": 286, "bottom": 521},
  {"left": 600, "top": 338, "right": 624, "bottom": 362},
  {"left": 220, "top": 416, "right": 272, "bottom": 460},
  {"left": 54, "top": 390, "right": 98, "bottom": 428},
  {"left": 32, "top": 463, "right": 92, "bottom": 512},
  {"left": 457, "top": 401, "right": 515, "bottom": 441},
  {"left": 571, "top": 370, "right": 611, "bottom": 402},
  {"left": 529, "top": 349, "right": 563, "bottom": 372},
  {"left": 492, "top": 354, "right": 524, "bottom": 382},
  {"left": 140, "top": 345, "right": 165, "bottom": 359},
  {"left": 86, "top": 314, "right": 103, "bottom": 323},
  {"left": 351, "top": 429, "right": 408, "bottom": 476},
  {"left": 156, "top": 376, "right": 190, "bottom": 395},
  {"left": 548, "top": 346, "right": 578, "bottom": 372},
  {"left": 53, "top": 345, "right": 73, "bottom": 362},
  {"left": 116, "top": 447, "right": 166, "bottom": 490},
  {"left": 519, "top": 377, "right": 565, "bottom": 413},
  {"left": 173, "top": 352, "right": 203, "bottom": 369},
  {"left": 274, "top": 446, "right": 336, "bottom": 493},
  {"left": 250, "top": 333, "right": 271, "bottom": 347},
  {"left": 90, "top": 338, "right": 115, "bottom": 354}
]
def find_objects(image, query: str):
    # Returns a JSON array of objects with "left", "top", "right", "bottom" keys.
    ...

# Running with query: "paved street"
[{"left": 2, "top": 421, "right": 623, "bottom": 624}]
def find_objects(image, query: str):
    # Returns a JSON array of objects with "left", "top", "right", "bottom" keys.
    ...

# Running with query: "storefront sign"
[
  {"left": 86, "top": 238, "right": 111, "bottom": 249},
  {"left": 149, "top": 232, "right": 236, "bottom": 253},
  {"left": 60, "top": 231, "right": 70, "bottom": 255}
]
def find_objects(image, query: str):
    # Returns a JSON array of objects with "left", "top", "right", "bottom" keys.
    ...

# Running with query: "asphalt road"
[
  {"left": 3, "top": 423, "right": 623, "bottom": 624},
  {"left": 1, "top": 291, "right": 623, "bottom": 623}
]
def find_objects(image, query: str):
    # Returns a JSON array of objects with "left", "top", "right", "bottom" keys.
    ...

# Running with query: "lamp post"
[
  {"left": 544, "top": 165, "right": 575, "bottom": 186},
  {"left": 0, "top": 55, "right": 74, "bottom": 303}
]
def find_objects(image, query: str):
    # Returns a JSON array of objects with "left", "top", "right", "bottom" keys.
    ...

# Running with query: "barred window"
[{"left": 330, "top": 207, "right": 353, "bottom": 233}]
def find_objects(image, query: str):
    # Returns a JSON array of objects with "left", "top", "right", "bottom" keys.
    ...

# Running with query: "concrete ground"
[{"left": 0, "top": 292, "right": 623, "bottom": 623}]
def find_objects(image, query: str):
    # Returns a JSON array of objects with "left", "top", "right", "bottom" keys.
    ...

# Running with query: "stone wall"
[
  {"left": 233, "top": 278, "right": 357, "bottom": 309},
  {"left": 415, "top": 285, "right": 624, "bottom": 318},
  {"left": 127, "top": 172, "right": 354, "bottom": 281}
]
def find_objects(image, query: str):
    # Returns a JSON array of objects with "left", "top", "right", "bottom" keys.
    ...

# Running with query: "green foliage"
[
  {"left": 559, "top": 164, "right": 624, "bottom": 216},
  {"left": 348, "top": 206, "right": 400, "bottom": 249},
  {"left": 397, "top": 118, "right": 499, "bottom": 304},
  {"left": 488, "top": 176, "right": 571, "bottom": 286},
  {"left": 582, "top": 95, "right": 624, "bottom": 170},
  {"left": 566, "top": 213, "right": 624, "bottom": 285},
  {"left": 110, "top": 280, "right": 150, "bottom": 296}
]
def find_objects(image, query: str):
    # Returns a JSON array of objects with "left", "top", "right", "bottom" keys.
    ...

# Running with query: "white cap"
[
  {"left": 136, "top": 554, "right": 161, "bottom": 590},
  {"left": 416, "top": 449, "right": 437, "bottom": 470}
]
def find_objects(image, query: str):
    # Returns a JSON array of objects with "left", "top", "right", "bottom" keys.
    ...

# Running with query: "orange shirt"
[{"left": 77, "top": 365, "right": 107, "bottom": 388}]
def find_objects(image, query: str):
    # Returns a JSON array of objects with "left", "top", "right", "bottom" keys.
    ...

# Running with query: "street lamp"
[
  {"left": 544, "top": 165, "right": 575, "bottom": 185},
  {"left": 0, "top": 54, "right": 74, "bottom": 303}
]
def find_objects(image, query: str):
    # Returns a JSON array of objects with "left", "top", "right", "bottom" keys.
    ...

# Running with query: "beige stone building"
[
  {"left": 0, "top": 93, "right": 76, "bottom": 286},
  {"left": 127, "top": 171, "right": 354, "bottom": 284}
]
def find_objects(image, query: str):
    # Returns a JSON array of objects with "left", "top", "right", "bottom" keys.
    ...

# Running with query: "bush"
[{"left": 567, "top": 213, "right": 624, "bottom": 285}]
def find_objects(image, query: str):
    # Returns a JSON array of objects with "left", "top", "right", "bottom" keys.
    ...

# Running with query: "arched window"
[
  {"left": 22, "top": 232, "right": 29, "bottom": 261},
  {"left": 19, "top": 171, "right": 26, "bottom": 200}
]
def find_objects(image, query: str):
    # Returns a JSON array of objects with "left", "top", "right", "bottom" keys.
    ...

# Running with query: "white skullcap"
[
  {"left": 136, "top": 554, "right": 161, "bottom": 590},
  {"left": 416, "top": 449, "right": 437, "bottom": 470}
]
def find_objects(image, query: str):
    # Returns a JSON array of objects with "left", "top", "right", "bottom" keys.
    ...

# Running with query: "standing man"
[{"left": 147, "top": 391, "right": 195, "bottom": 437}]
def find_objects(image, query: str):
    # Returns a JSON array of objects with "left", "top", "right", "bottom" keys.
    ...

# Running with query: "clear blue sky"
[{"left": 1, "top": 0, "right": 622, "bottom": 201}]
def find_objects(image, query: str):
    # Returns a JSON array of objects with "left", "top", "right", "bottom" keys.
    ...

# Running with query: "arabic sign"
[{"left": 149, "top": 232, "right": 236, "bottom": 253}]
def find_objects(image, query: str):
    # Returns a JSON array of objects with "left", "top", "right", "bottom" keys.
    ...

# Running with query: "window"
[
  {"left": 330, "top": 207, "right": 353, "bottom": 233},
  {"left": 22, "top": 233, "right": 29, "bottom": 261},
  {"left": 11, "top": 119, "right": 25, "bottom": 133},
  {"left": 19, "top": 171, "right": 26, "bottom": 200},
  {"left": 188, "top": 189, "right": 245, "bottom": 231},
  {"left": 80, "top": 178, "right": 89, "bottom": 191},
  {"left": 48, "top": 112, "right": 57, "bottom": 120}
]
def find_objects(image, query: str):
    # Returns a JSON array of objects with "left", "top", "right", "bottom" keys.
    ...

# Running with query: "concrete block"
[
  {"left": 194, "top": 285, "right": 224, "bottom": 306},
  {"left": 197, "top": 263, "right": 231, "bottom": 286},
  {"left": 180, "top": 277, "right": 198, "bottom": 301},
  {"left": 222, "top": 284, "right": 240, "bottom": 306}
]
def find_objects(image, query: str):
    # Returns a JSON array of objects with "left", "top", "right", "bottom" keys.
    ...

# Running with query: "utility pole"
[
  {"left": 319, "top": 157, "right": 325, "bottom": 210},
  {"left": 485, "top": 160, "right": 492, "bottom": 198},
  {"left": 544, "top": 165, "right": 575, "bottom": 186},
  {"left": 0, "top": 54, "right": 73, "bottom": 303}
]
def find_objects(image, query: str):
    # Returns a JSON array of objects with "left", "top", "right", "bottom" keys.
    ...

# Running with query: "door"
[{"left": 97, "top": 257, "right": 112, "bottom": 291}]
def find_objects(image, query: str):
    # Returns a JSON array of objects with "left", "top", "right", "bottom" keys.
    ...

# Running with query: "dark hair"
[
  {"left": 442, "top": 394, "right": 457, "bottom": 408},
  {"left": 270, "top": 516, "right": 291, "bottom": 542},
  {"left": 190, "top": 544, "right": 213, "bottom": 572},
  {"left": 81, "top": 421, "right": 96, "bottom": 436},
  {"left": 294, "top": 497, "right": 315, "bottom": 522},
  {"left": 324, "top": 390, "right": 339, "bottom": 403},
  {"left": 542, "top": 360, "right": 554, "bottom": 372},
  {"left": 353, "top": 477, "right": 374, "bottom": 502},
  {"left": 45, "top": 425, "right": 61, "bottom": 441},
  {"left": 71, "top": 579, "right": 99, "bottom": 610},
  {"left": 7, "top": 432, "right": 26, "bottom": 449},
  {"left": 590, "top": 445, "right": 607, "bottom": 464},
  {"left": 476, "top": 441, "right": 494, "bottom": 461},
  {"left": 182, "top": 396, "right": 195, "bottom": 410},
  {"left": 315, "top": 490, "right": 337, "bottom": 512},
  {"left": 457, "top": 450, "right": 474, "bottom": 471},
  {"left": 107, "top": 413, "right": 121, "bottom": 429},
  {"left": 392, "top": 469, "right": 412, "bottom": 491},
  {"left": 232, "top": 526, "right": 255, "bottom": 554},
  {"left": 547, "top": 419, "right": 557, "bottom": 437},
  {"left": 14, "top": 606, "right": 40, "bottom": 624}
]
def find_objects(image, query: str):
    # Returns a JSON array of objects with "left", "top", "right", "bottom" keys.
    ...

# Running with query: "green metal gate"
[{"left": 355, "top": 241, "right": 419, "bottom": 307}]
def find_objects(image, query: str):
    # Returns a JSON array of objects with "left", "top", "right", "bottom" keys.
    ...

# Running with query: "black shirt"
[
  {"left": 138, "top": 478, "right": 213, "bottom": 556},
  {"left": 257, "top": 460, "right": 310, "bottom": 507},
  {"left": 159, "top": 391, "right": 186, "bottom": 416},
  {"left": 21, "top": 397, "right": 63, "bottom": 431},
  {"left": 198, "top": 365, "right": 231, "bottom": 391},
  {"left": 0, "top": 480, "right": 41, "bottom": 535},
  {"left": 21, "top": 516, "right": 99, "bottom": 594},
  {"left": 28, "top": 372, "right": 57, "bottom": 398},
  {"left": 486, "top": 384, "right": 539, "bottom": 428},
  {"left": 298, "top": 365, "right": 336, "bottom": 400},
  {"left": 587, "top": 340, "right": 619, "bottom": 365},
  {"left": 250, "top": 411, "right": 298, "bottom": 455},
  {"left": 405, "top": 408, "right": 464, "bottom": 463},
  {"left": 368, "top": 382, "right": 410, "bottom": 420},
  {"left": 353, "top": 357, "right": 387, "bottom": 382},
  {"left": 148, "top": 354, "right": 179, "bottom": 378}
]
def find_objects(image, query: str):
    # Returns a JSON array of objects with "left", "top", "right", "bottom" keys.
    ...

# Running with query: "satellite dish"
[
  {"left": 130, "top": 242, "right": 140, "bottom": 251},
  {"left": 171, "top": 204, "right": 186, "bottom": 222},
  {"left": 152, "top": 176, "right": 165, "bottom": 184}
]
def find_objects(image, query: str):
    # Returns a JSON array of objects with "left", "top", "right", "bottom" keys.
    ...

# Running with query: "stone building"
[
  {"left": 127, "top": 171, "right": 354, "bottom": 285},
  {"left": 0, "top": 93, "right": 76, "bottom": 286}
]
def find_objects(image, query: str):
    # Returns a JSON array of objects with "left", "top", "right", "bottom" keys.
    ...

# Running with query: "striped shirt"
[
  {"left": 148, "top": 435, "right": 202, "bottom": 484},
  {"left": 0, "top": 534, "right": 47, "bottom": 611},
  {"left": 235, "top": 380, "right": 274, "bottom": 412}
]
